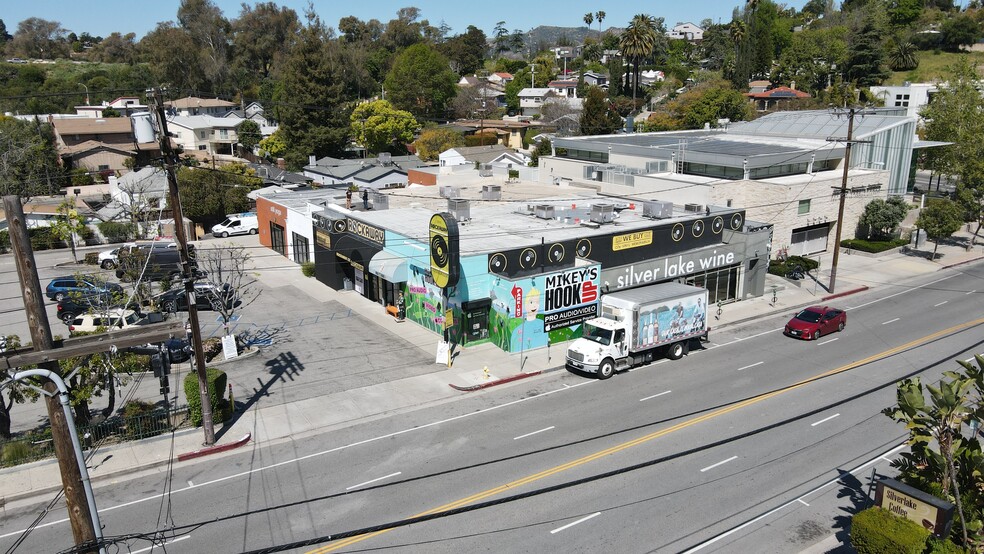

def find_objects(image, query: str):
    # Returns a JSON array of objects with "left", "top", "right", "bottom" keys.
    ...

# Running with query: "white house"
[
  {"left": 547, "top": 80, "right": 579, "bottom": 98},
  {"left": 667, "top": 22, "right": 703, "bottom": 41},
  {"left": 869, "top": 83, "right": 939, "bottom": 120},
  {"left": 75, "top": 96, "right": 149, "bottom": 118},
  {"left": 439, "top": 144, "right": 529, "bottom": 167},
  {"left": 166, "top": 115, "right": 244, "bottom": 157},
  {"left": 166, "top": 96, "right": 237, "bottom": 117},
  {"left": 517, "top": 88, "right": 557, "bottom": 116}
]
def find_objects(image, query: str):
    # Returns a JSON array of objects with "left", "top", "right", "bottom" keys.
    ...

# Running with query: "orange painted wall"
[
  {"left": 408, "top": 169, "right": 437, "bottom": 186},
  {"left": 255, "top": 196, "right": 288, "bottom": 250}
]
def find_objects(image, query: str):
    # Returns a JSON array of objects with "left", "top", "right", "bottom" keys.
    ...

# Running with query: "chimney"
[
  {"left": 790, "top": 81, "right": 796, "bottom": 91},
  {"left": 277, "top": 158, "right": 286, "bottom": 170},
  {"left": 308, "top": 155, "right": 316, "bottom": 166}
]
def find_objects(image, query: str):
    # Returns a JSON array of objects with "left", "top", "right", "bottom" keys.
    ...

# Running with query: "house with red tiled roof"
[{"left": 746, "top": 86, "right": 812, "bottom": 111}]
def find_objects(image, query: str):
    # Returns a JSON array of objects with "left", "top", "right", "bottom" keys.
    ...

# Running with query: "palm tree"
[
  {"left": 596, "top": 10, "right": 606, "bottom": 34},
  {"left": 584, "top": 12, "right": 594, "bottom": 29},
  {"left": 619, "top": 14, "right": 658, "bottom": 110},
  {"left": 888, "top": 39, "right": 918, "bottom": 71}
]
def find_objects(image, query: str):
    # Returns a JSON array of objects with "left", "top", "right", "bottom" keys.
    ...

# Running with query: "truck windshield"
[{"left": 583, "top": 324, "right": 612, "bottom": 346}]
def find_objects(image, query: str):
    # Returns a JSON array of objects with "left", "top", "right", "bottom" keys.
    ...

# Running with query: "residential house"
[
  {"left": 582, "top": 72, "right": 608, "bottom": 88},
  {"left": 489, "top": 72, "right": 513, "bottom": 85},
  {"left": 75, "top": 96, "right": 148, "bottom": 118},
  {"left": 518, "top": 88, "right": 557, "bottom": 116},
  {"left": 547, "top": 80, "right": 579, "bottom": 98},
  {"left": 166, "top": 115, "right": 244, "bottom": 158},
  {"left": 303, "top": 154, "right": 426, "bottom": 190},
  {"left": 223, "top": 101, "right": 274, "bottom": 126},
  {"left": 667, "top": 22, "right": 704, "bottom": 41},
  {"left": 458, "top": 75, "right": 482, "bottom": 87},
  {"left": 746, "top": 86, "right": 812, "bottom": 111},
  {"left": 869, "top": 83, "right": 939, "bottom": 120},
  {"left": 97, "top": 167, "right": 170, "bottom": 231},
  {"left": 50, "top": 116, "right": 164, "bottom": 176},
  {"left": 445, "top": 118, "right": 537, "bottom": 149},
  {"left": 439, "top": 144, "right": 529, "bottom": 168},
  {"left": 748, "top": 80, "right": 771, "bottom": 94},
  {"left": 165, "top": 96, "right": 237, "bottom": 117},
  {"left": 248, "top": 161, "right": 311, "bottom": 189}
]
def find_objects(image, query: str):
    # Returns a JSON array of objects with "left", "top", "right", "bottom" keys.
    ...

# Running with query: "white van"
[{"left": 211, "top": 213, "right": 258, "bottom": 238}]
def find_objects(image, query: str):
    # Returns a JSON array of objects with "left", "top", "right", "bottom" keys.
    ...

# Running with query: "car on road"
[
  {"left": 45, "top": 276, "right": 124, "bottom": 302},
  {"left": 211, "top": 213, "right": 258, "bottom": 238},
  {"left": 56, "top": 295, "right": 140, "bottom": 324},
  {"left": 784, "top": 306, "right": 846, "bottom": 340},
  {"left": 155, "top": 282, "right": 237, "bottom": 313}
]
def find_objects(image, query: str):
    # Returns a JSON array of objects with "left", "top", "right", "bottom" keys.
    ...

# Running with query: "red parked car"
[{"left": 784, "top": 306, "right": 846, "bottom": 340}]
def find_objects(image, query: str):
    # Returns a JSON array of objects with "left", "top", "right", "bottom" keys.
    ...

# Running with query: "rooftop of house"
[
  {"left": 746, "top": 86, "right": 811, "bottom": 99},
  {"left": 51, "top": 117, "right": 133, "bottom": 135},
  {"left": 166, "top": 96, "right": 237, "bottom": 109},
  {"left": 166, "top": 115, "right": 244, "bottom": 130}
]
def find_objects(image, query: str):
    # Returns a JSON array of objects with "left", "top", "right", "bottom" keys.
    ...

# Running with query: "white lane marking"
[
  {"left": 640, "top": 390, "right": 672, "bottom": 401},
  {"left": 700, "top": 456, "right": 738, "bottom": 473},
  {"left": 737, "top": 361, "right": 764, "bottom": 372},
  {"left": 847, "top": 275, "right": 956, "bottom": 310},
  {"left": 346, "top": 472, "right": 401, "bottom": 491},
  {"left": 810, "top": 413, "right": 840, "bottom": 427},
  {"left": 0, "top": 379, "right": 596, "bottom": 539},
  {"left": 881, "top": 318, "right": 899, "bottom": 325},
  {"left": 550, "top": 512, "right": 601, "bottom": 534},
  {"left": 187, "top": 480, "right": 194, "bottom": 487},
  {"left": 514, "top": 426, "right": 555, "bottom": 440},
  {"left": 817, "top": 338, "right": 838, "bottom": 346},
  {"left": 132, "top": 535, "right": 191, "bottom": 553},
  {"left": 967, "top": 290, "right": 977, "bottom": 295},
  {"left": 797, "top": 499, "right": 809, "bottom": 506},
  {"left": 935, "top": 301, "right": 948, "bottom": 307},
  {"left": 683, "top": 443, "right": 907, "bottom": 553}
]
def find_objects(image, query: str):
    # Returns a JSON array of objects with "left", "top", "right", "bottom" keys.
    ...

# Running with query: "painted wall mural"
[{"left": 488, "top": 264, "right": 601, "bottom": 353}]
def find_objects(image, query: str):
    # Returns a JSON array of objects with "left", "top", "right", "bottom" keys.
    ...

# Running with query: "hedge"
[
  {"left": 768, "top": 255, "right": 819, "bottom": 277},
  {"left": 850, "top": 507, "right": 930, "bottom": 554},
  {"left": 184, "top": 368, "right": 229, "bottom": 427},
  {"left": 841, "top": 238, "right": 908, "bottom": 253},
  {"left": 97, "top": 221, "right": 135, "bottom": 243}
]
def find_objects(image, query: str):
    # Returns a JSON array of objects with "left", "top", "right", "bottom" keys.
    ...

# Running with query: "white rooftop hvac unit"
[
  {"left": 535, "top": 204, "right": 555, "bottom": 219},
  {"left": 448, "top": 198, "right": 470, "bottom": 221},
  {"left": 371, "top": 192, "right": 388, "bottom": 210},
  {"left": 479, "top": 164, "right": 493, "bottom": 177},
  {"left": 684, "top": 203, "right": 704, "bottom": 213},
  {"left": 481, "top": 184, "right": 501, "bottom": 201},
  {"left": 590, "top": 203, "right": 615, "bottom": 224},
  {"left": 440, "top": 186, "right": 460, "bottom": 198},
  {"left": 643, "top": 200, "right": 673, "bottom": 219}
]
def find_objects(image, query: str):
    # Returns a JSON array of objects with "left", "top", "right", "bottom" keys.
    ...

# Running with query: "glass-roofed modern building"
[{"left": 541, "top": 109, "right": 922, "bottom": 257}]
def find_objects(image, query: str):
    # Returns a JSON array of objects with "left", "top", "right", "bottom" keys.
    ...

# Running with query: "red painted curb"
[
  {"left": 449, "top": 371, "right": 542, "bottom": 392},
  {"left": 178, "top": 433, "right": 251, "bottom": 462},
  {"left": 821, "top": 285, "right": 869, "bottom": 302}
]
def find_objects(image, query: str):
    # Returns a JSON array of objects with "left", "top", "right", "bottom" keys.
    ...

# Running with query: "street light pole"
[{"left": 79, "top": 83, "right": 89, "bottom": 105}]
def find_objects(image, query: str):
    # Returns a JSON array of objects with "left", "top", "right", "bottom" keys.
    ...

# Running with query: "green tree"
[
  {"left": 580, "top": 86, "right": 622, "bottom": 135},
  {"left": 845, "top": 17, "right": 890, "bottom": 87},
  {"left": 941, "top": 14, "right": 981, "bottom": 52},
  {"left": 439, "top": 25, "right": 487, "bottom": 75},
  {"left": 680, "top": 83, "right": 751, "bottom": 129},
  {"left": 49, "top": 200, "right": 87, "bottom": 263},
  {"left": 412, "top": 127, "right": 464, "bottom": 161},
  {"left": 384, "top": 43, "right": 457, "bottom": 121},
  {"left": 858, "top": 196, "right": 909, "bottom": 239},
  {"left": 230, "top": 2, "right": 300, "bottom": 79},
  {"left": 771, "top": 26, "right": 848, "bottom": 94},
  {"left": 619, "top": 14, "right": 663, "bottom": 108},
  {"left": 177, "top": 0, "right": 231, "bottom": 92},
  {"left": 0, "top": 116, "right": 62, "bottom": 196},
  {"left": 87, "top": 32, "right": 138, "bottom": 64},
  {"left": 277, "top": 11, "right": 351, "bottom": 168},
  {"left": 350, "top": 99, "right": 418, "bottom": 154},
  {"left": 6, "top": 17, "right": 70, "bottom": 59},
  {"left": 916, "top": 198, "right": 965, "bottom": 259},
  {"left": 258, "top": 129, "right": 287, "bottom": 159},
  {"left": 176, "top": 164, "right": 260, "bottom": 225},
  {"left": 529, "top": 137, "right": 552, "bottom": 167},
  {"left": 138, "top": 22, "right": 209, "bottom": 93},
  {"left": 887, "top": 38, "right": 918, "bottom": 72},
  {"left": 584, "top": 13, "right": 594, "bottom": 29},
  {"left": 237, "top": 119, "right": 261, "bottom": 153},
  {"left": 920, "top": 58, "right": 984, "bottom": 194}
]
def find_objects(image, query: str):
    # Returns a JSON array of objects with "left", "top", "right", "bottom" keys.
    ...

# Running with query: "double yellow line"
[{"left": 309, "top": 317, "right": 984, "bottom": 553}]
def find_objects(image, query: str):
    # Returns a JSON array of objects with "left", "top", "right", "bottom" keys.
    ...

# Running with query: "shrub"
[
  {"left": 28, "top": 227, "right": 57, "bottom": 251},
  {"left": 1, "top": 441, "right": 34, "bottom": 466},
  {"left": 0, "top": 229, "right": 9, "bottom": 253},
  {"left": 508, "top": 169, "right": 519, "bottom": 180},
  {"left": 184, "top": 368, "right": 228, "bottom": 427},
  {"left": 850, "top": 507, "right": 929, "bottom": 554},
  {"left": 97, "top": 221, "right": 135, "bottom": 243},
  {"left": 122, "top": 400, "right": 167, "bottom": 439},
  {"left": 768, "top": 255, "right": 819, "bottom": 277},
  {"left": 841, "top": 238, "right": 908, "bottom": 253},
  {"left": 201, "top": 337, "right": 223, "bottom": 362},
  {"left": 84, "top": 252, "right": 99, "bottom": 265},
  {"left": 301, "top": 261, "right": 315, "bottom": 277},
  {"left": 925, "top": 538, "right": 968, "bottom": 554}
]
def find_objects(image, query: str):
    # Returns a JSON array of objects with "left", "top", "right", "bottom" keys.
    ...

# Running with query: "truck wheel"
[
  {"left": 597, "top": 359, "right": 615, "bottom": 380},
  {"left": 221, "top": 231, "right": 229, "bottom": 238},
  {"left": 667, "top": 342, "right": 685, "bottom": 360}
]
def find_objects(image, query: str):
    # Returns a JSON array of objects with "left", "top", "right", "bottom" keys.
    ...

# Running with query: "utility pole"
[
  {"left": 826, "top": 107, "right": 870, "bottom": 293},
  {"left": 4, "top": 196, "right": 100, "bottom": 553},
  {"left": 146, "top": 87, "right": 216, "bottom": 445}
]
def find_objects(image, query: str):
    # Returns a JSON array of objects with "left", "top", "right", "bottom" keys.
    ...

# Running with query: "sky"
[{"left": 4, "top": 0, "right": 809, "bottom": 41}]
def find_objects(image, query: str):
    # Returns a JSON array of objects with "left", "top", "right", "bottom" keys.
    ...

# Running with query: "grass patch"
[{"left": 885, "top": 50, "right": 984, "bottom": 85}]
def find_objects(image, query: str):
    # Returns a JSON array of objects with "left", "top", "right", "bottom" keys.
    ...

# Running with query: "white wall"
[{"left": 286, "top": 205, "right": 315, "bottom": 263}]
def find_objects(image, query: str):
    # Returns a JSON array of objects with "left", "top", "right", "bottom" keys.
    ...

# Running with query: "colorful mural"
[{"left": 488, "top": 264, "right": 601, "bottom": 353}]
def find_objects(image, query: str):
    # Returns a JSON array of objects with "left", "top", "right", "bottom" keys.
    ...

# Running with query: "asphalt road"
[{"left": 1, "top": 262, "right": 981, "bottom": 553}]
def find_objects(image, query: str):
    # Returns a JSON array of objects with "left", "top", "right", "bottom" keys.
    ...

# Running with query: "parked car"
[
  {"left": 98, "top": 241, "right": 177, "bottom": 270},
  {"left": 155, "top": 282, "right": 236, "bottom": 313},
  {"left": 67, "top": 309, "right": 165, "bottom": 334},
  {"left": 784, "top": 306, "right": 847, "bottom": 340},
  {"left": 211, "top": 213, "right": 258, "bottom": 238},
  {"left": 45, "top": 276, "right": 124, "bottom": 302},
  {"left": 115, "top": 244, "right": 196, "bottom": 282},
  {"left": 56, "top": 294, "right": 140, "bottom": 325}
]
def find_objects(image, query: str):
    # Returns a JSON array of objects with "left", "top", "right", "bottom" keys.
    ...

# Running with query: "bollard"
[{"left": 228, "top": 383, "right": 235, "bottom": 412}]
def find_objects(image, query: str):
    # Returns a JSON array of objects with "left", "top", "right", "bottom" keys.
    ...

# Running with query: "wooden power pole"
[
  {"left": 146, "top": 88, "right": 216, "bottom": 445},
  {"left": 4, "top": 196, "right": 98, "bottom": 552}
]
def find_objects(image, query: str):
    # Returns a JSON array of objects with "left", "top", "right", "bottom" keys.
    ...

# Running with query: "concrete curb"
[
  {"left": 449, "top": 370, "right": 542, "bottom": 392},
  {"left": 939, "top": 254, "right": 984, "bottom": 270},
  {"left": 177, "top": 433, "right": 251, "bottom": 462}
]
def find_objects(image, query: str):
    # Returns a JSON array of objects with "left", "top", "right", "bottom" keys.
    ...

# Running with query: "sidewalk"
[{"left": 2, "top": 233, "right": 982, "bottom": 512}]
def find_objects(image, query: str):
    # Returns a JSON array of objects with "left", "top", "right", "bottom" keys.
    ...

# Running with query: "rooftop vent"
[
  {"left": 590, "top": 202, "right": 615, "bottom": 224},
  {"left": 684, "top": 203, "right": 703, "bottom": 213},
  {"left": 481, "top": 184, "right": 501, "bottom": 201},
  {"left": 535, "top": 204, "right": 555, "bottom": 219},
  {"left": 643, "top": 200, "right": 673, "bottom": 219},
  {"left": 378, "top": 152, "right": 392, "bottom": 166},
  {"left": 448, "top": 198, "right": 470, "bottom": 221}
]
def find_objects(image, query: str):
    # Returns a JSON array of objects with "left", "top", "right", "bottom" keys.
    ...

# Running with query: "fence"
[{"left": 0, "top": 406, "right": 190, "bottom": 468}]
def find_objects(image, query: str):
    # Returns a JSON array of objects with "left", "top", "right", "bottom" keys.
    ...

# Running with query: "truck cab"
[{"left": 566, "top": 317, "right": 630, "bottom": 379}]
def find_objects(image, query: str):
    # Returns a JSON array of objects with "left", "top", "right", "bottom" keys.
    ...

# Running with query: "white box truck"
[
  {"left": 211, "top": 213, "right": 258, "bottom": 238},
  {"left": 566, "top": 282, "right": 709, "bottom": 379}
]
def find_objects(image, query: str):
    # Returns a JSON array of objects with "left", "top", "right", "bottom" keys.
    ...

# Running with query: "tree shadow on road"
[
  {"left": 828, "top": 468, "right": 881, "bottom": 553},
  {"left": 216, "top": 351, "right": 304, "bottom": 441}
]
